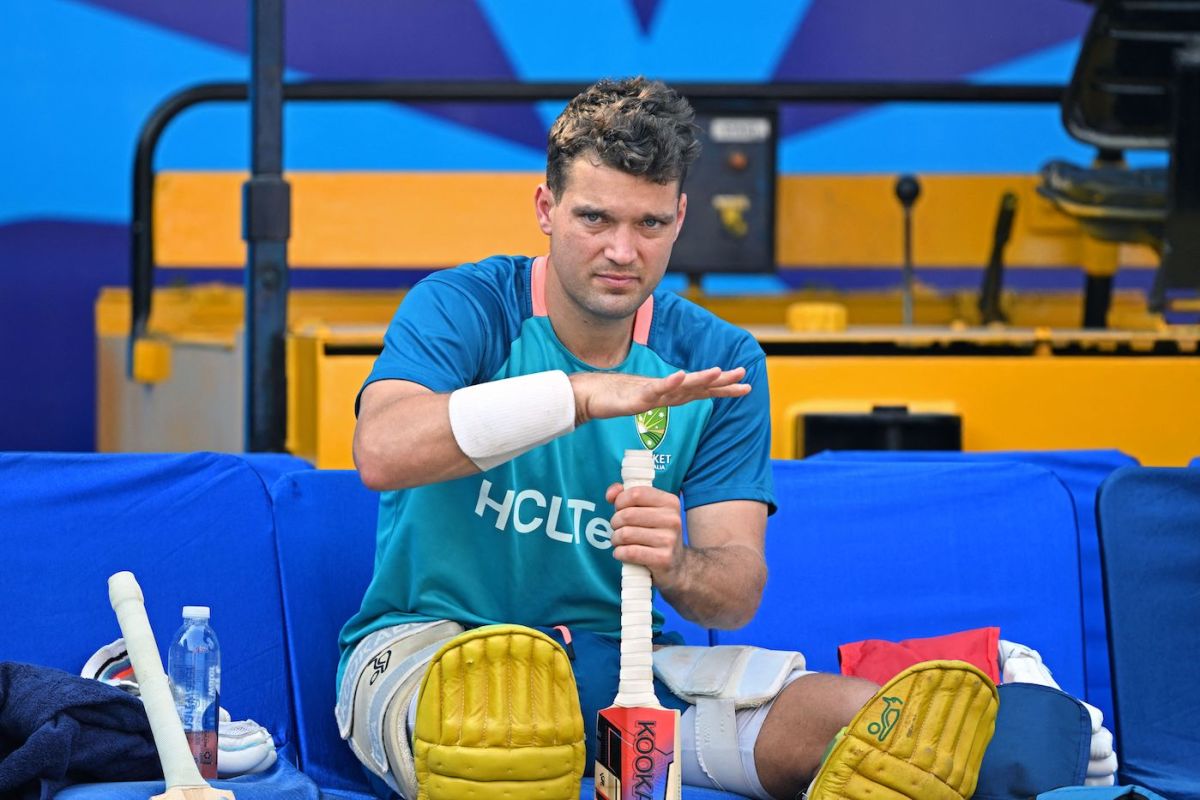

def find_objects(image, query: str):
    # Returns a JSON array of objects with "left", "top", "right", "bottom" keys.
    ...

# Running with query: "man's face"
[{"left": 535, "top": 156, "right": 687, "bottom": 322}]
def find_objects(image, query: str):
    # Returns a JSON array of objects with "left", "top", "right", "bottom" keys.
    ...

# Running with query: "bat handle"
[
  {"left": 108, "top": 571, "right": 210, "bottom": 791},
  {"left": 616, "top": 450, "right": 661, "bottom": 708}
]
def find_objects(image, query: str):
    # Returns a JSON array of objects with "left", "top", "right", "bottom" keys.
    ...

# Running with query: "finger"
[
  {"left": 705, "top": 383, "right": 751, "bottom": 398},
  {"left": 649, "top": 370, "right": 687, "bottom": 394},
  {"left": 611, "top": 524, "right": 678, "bottom": 551},
  {"left": 604, "top": 482, "right": 623, "bottom": 505},
  {"left": 647, "top": 368, "right": 749, "bottom": 409},
  {"left": 611, "top": 542, "right": 673, "bottom": 570},
  {"left": 677, "top": 366, "right": 724, "bottom": 387},
  {"left": 708, "top": 366, "right": 747, "bottom": 386},
  {"left": 657, "top": 382, "right": 750, "bottom": 408},
  {"left": 674, "top": 368, "right": 744, "bottom": 396},
  {"left": 611, "top": 508, "right": 682, "bottom": 535},
  {"left": 611, "top": 485, "right": 680, "bottom": 512}
]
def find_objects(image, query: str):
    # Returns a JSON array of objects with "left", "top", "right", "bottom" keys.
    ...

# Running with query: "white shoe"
[
  {"left": 217, "top": 714, "right": 278, "bottom": 777},
  {"left": 80, "top": 637, "right": 138, "bottom": 695}
]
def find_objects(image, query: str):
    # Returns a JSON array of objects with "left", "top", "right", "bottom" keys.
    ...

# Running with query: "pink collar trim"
[{"left": 531, "top": 256, "right": 549, "bottom": 316}]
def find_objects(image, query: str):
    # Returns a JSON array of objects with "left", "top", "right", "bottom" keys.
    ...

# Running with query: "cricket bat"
[
  {"left": 108, "top": 571, "right": 236, "bottom": 800},
  {"left": 594, "top": 449, "right": 681, "bottom": 800}
]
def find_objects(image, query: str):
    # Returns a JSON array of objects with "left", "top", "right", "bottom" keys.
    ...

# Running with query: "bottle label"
[{"left": 186, "top": 729, "right": 218, "bottom": 779}]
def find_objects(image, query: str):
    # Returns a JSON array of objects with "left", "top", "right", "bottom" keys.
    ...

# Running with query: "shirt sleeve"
[
  {"left": 356, "top": 275, "right": 500, "bottom": 414},
  {"left": 679, "top": 354, "right": 776, "bottom": 514}
]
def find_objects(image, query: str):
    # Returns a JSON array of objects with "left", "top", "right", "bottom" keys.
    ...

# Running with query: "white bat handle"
[
  {"left": 108, "top": 571, "right": 209, "bottom": 790},
  {"left": 615, "top": 450, "right": 661, "bottom": 709}
]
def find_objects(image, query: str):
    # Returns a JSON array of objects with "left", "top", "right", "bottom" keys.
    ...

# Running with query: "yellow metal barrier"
[
  {"left": 97, "top": 289, "right": 1198, "bottom": 469},
  {"left": 757, "top": 326, "right": 1200, "bottom": 466},
  {"left": 286, "top": 324, "right": 381, "bottom": 468},
  {"left": 152, "top": 171, "right": 1158, "bottom": 271}
]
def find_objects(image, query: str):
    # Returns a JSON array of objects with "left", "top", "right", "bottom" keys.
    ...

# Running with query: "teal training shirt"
[{"left": 337, "top": 255, "right": 775, "bottom": 686}]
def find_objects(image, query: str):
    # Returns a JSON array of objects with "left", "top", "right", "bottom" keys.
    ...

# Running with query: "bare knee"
[
  {"left": 754, "top": 673, "right": 879, "bottom": 799},
  {"left": 827, "top": 673, "right": 880, "bottom": 724}
]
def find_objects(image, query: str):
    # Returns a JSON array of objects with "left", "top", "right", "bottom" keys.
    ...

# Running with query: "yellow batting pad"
[
  {"left": 413, "top": 625, "right": 585, "bottom": 799},
  {"left": 809, "top": 660, "right": 999, "bottom": 800}
]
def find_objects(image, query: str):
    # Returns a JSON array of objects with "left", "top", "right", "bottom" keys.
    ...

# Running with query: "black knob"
[{"left": 895, "top": 174, "right": 921, "bottom": 209}]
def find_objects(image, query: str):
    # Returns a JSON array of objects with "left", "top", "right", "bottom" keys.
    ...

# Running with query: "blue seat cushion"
[
  {"left": 721, "top": 460, "right": 1087, "bottom": 702},
  {"left": 0, "top": 452, "right": 296, "bottom": 752},
  {"left": 809, "top": 448, "right": 1136, "bottom": 722},
  {"left": 1097, "top": 467, "right": 1200, "bottom": 800}
]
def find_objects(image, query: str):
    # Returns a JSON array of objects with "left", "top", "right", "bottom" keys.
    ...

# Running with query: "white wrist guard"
[{"left": 448, "top": 370, "right": 576, "bottom": 471}]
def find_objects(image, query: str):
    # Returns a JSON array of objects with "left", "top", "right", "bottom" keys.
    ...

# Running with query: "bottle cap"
[{"left": 182, "top": 605, "right": 210, "bottom": 619}]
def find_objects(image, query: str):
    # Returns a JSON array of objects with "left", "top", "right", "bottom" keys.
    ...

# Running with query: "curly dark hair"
[{"left": 546, "top": 76, "right": 701, "bottom": 198}]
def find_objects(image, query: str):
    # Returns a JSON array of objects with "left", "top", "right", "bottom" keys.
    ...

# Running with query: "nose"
[{"left": 603, "top": 225, "right": 637, "bottom": 266}]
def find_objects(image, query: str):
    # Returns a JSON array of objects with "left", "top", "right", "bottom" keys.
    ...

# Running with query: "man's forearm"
[
  {"left": 658, "top": 543, "right": 766, "bottom": 630},
  {"left": 354, "top": 391, "right": 478, "bottom": 490},
  {"left": 358, "top": 368, "right": 750, "bottom": 492}
]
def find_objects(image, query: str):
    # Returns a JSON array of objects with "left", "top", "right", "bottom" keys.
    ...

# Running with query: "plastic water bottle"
[{"left": 167, "top": 605, "right": 221, "bottom": 778}]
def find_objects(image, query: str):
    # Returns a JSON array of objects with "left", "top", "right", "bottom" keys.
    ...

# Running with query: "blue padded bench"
[
  {"left": 719, "top": 459, "right": 1088, "bottom": 703},
  {"left": 1096, "top": 467, "right": 1200, "bottom": 800},
  {"left": 808, "top": 449, "right": 1136, "bottom": 722},
  {"left": 270, "top": 469, "right": 738, "bottom": 800},
  {"left": 0, "top": 451, "right": 318, "bottom": 799}
]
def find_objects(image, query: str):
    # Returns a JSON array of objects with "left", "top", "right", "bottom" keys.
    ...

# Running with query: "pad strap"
[
  {"left": 653, "top": 645, "right": 808, "bottom": 789},
  {"left": 337, "top": 620, "right": 465, "bottom": 793},
  {"left": 694, "top": 698, "right": 742, "bottom": 791},
  {"left": 653, "top": 645, "right": 807, "bottom": 708}
]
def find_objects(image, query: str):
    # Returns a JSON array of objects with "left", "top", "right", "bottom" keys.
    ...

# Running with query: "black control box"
[{"left": 670, "top": 105, "right": 777, "bottom": 275}]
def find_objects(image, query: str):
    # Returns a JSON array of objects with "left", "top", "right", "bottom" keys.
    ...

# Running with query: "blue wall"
[{"left": 1, "top": 0, "right": 1103, "bottom": 450}]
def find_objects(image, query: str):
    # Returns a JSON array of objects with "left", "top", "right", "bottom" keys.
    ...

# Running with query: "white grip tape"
[
  {"left": 621, "top": 466, "right": 656, "bottom": 484},
  {"left": 108, "top": 571, "right": 208, "bottom": 790},
  {"left": 448, "top": 370, "right": 575, "bottom": 472},
  {"left": 615, "top": 449, "right": 661, "bottom": 709}
]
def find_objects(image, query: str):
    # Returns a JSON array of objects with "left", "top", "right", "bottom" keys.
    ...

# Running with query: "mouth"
[{"left": 594, "top": 272, "right": 640, "bottom": 291}]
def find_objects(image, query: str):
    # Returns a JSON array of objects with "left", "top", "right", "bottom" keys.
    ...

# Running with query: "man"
[{"left": 338, "top": 76, "right": 996, "bottom": 800}]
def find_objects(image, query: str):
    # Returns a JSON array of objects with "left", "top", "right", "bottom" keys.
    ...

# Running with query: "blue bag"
[
  {"left": 1035, "top": 786, "right": 1173, "bottom": 799},
  {"left": 975, "top": 683, "right": 1091, "bottom": 800}
]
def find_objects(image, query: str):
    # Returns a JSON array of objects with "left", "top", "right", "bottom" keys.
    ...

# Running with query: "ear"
[
  {"left": 534, "top": 183, "right": 555, "bottom": 235},
  {"left": 672, "top": 192, "right": 688, "bottom": 243}
]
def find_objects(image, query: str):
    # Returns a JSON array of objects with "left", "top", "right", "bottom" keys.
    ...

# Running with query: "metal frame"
[{"left": 244, "top": 0, "right": 289, "bottom": 451}]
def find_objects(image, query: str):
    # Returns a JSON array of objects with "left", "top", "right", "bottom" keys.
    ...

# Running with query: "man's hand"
[
  {"left": 605, "top": 482, "right": 686, "bottom": 590},
  {"left": 570, "top": 366, "right": 748, "bottom": 426}
]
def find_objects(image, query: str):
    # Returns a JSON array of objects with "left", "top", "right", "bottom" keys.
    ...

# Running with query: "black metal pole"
[
  {"left": 979, "top": 192, "right": 1017, "bottom": 325},
  {"left": 243, "top": 0, "right": 291, "bottom": 452},
  {"left": 895, "top": 175, "right": 921, "bottom": 326}
]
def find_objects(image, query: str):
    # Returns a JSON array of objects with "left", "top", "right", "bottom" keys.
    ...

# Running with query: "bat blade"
[{"left": 595, "top": 704, "right": 680, "bottom": 800}]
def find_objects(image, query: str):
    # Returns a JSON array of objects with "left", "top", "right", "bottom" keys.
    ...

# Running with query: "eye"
[
  {"left": 584, "top": 212, "right": 602, "bottom": 224},
  {"left": 643, "top": 218, "right": 661, "bottom": 229}
]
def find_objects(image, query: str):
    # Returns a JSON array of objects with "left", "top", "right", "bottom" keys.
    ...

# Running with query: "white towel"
[{"left": 999, "top": 639, "right": 1059, "bottom": 688}]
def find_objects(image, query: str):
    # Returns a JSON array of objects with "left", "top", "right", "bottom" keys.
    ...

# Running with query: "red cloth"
[{"left": 839, "top": 627, "right": 1001, "bottom": 685}]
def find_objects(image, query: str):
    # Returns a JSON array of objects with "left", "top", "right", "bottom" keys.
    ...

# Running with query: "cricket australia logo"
[
  {"left": 634, "top": 406, "right": 673, "bottom": 471},
  {"left": 635, "top": 407, "right": 668, "bottom": 450}
]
